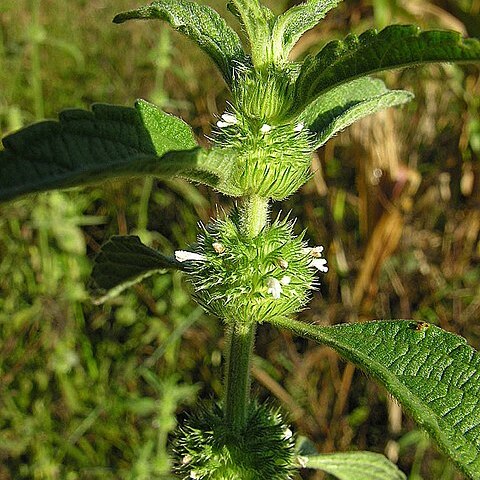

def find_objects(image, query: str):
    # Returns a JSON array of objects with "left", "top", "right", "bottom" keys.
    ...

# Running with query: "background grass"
[{"left": 0, "top": 0, "right": 479, "bottom": 479}]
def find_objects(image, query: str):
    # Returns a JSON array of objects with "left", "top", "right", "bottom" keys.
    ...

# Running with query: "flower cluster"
[
  {"left": 211, "top": 109, "right": 314, "bottom": 200},
  {"left": 173, "top": 402, "right": 296, "bottom": 480},
  {"left": 176, "top": 212, "right": 328, "bottom": 324}
]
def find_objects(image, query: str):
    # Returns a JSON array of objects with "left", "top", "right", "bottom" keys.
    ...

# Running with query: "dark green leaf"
[
  {"left": 303, "top": 451, "right": 406, "bottom": 480},
  {"left": 272, "top": 0, "right": 342, "bottom": 62},
  {"left": 0, "top": 100, "right": 206, "bottom": 202},
  {"left": 161, "top": 146, "right": 244, "bottom": 197},
  {"left": 299, "top": 77, "right": 413, "bottom": 148},
  {"left": 296, "top": 25, "right": 480, "bottom": 104},
  {"left": 271, "top": 318, "right": 480, "bottom": 480},
  {"left": 90, "top": 235, "right": 183, "bottom": 304},
  {"left": 113, "top": 0, "right": 246, "bottom": 85}
]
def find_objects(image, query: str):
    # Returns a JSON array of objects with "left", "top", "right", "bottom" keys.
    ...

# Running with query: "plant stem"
[
  {"left": 240, "top": 194, "right": 269, "bottom": 238},
  {"left": 224, "top": 320, "right": 257, "bottom": 431},
  {"left": 223, "top": 195, "right": 269, "bottom": 431}
]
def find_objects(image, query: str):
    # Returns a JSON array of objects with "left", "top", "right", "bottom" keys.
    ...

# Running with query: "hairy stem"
[
  {"left": 240, "top": 195, "right": 269, "bottom": 238},
  {"left": 224, "top": 320, "right": 257, "bottom": 431},
  {"left": 223, "top": 195, "right": 269, "bottom": 431}
]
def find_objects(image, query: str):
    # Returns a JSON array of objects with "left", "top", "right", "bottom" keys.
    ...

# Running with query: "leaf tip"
[{"left": 112, "top": 13, "right": 126, "bottom": 24}]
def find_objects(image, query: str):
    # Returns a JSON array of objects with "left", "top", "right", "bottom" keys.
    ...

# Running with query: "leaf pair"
[
  {"left": 296, "top": 25, "right": 480, "bottom": 108},
  {"left": 113, "top": 0, "right": 343, "bottom": 79},
  {"left": 2, "top": 1, "right": 479, "bottom": 204}
]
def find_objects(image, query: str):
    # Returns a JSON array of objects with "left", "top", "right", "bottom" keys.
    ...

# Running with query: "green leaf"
[
  {"left": 0, "top": 100, "right": 210, "bottom": 202},
  {"left": 90, "top": 235, "right": 184, "bottom": 304},
  {"left": 302, "top": 451, "right": 406, "bottom": 480},
  {"left": 113, "top": 0, "right": 246, "bottom": 85},
  {"left": 296, "top": 25, "right": 480, "bottom": 104},
  {"left": 227, "top": 0, "right": 274, "bottom": 67},
  {"left": 271, "top": 318, "right": 480, "bottom": 480},
  {"left": 271, "top": 0, "right": 343, "bottom": 63},
  {"left": 161, "top": 147, "right": 243, "bottom": 197},
  {"left": 299, "top": 77, "right": 413, "bottom": 148}
]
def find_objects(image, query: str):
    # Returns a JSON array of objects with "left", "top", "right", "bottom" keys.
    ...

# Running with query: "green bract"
[{"left": 173, "top": 402, "right": 295, "bottom": 480}]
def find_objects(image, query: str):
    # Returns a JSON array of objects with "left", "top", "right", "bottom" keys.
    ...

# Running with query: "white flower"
[
  {"left": 283, "top": 427, "right": 293, "bottom": 439},
  {"left": 310, "top": 258, "right": 328, "bottom": 273},
  {"left": 212, "top": 242, "right": 225, "bottom": 254},
  {"left": 280, "top": 276, "right": 291, "bottom": 286},
  {"left": 216, "top": 112, "right": 238, "bottom": 129},
  {"left": 294, "top": 122, "right": 305, "bottom": 132},
  {"left": 221, "top": 113, "right": 238, "bottom": 124},
  {"left": 302, "top": 246, "right": 324, "bottom": 257},
  {"left": 175, "top": 250, "right": 207, "bottom": 263},
  {"left": 260, "top": 123, "right": 272, "bottom": 134},
  {"left": 182, "top": 455, "right": 192, "bottom": 465},
  {"left": 190, "top": 471, "right": 199, "bottom": 479},
  {"left": 303, "top": 245, "right": 328, "bottom": 272},
  {"left": 267, "top": 277, "right": 282, "bottom": 299}
]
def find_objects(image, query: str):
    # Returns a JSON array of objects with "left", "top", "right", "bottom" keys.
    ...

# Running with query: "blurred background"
[{"left": 0, "top": 0, "right": 479, "bottom": 478}]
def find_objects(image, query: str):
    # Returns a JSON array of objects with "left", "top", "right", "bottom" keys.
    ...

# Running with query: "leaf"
[
  {"left": 113, "top": 0, "right": 246, "bottom": 85},
  {"left": 161, "top": 147, "right": 243, "bottom": 197},
  {"left": 299, "top": 77, "right": 413, "bottom": 148},
  {"left": 227, "top": 0, "right": 274, "bottom": 67},
  {"left": 271, "top": 318, "right": 480, "bottom": 480},
  {"left": 302, "top": 451, "right": 406, "bottom": 480},
  {"left": 271, "top": 0, "right": 343, "bottom": 62},
  {"left": 0, "top": 100, "right": 216, "bottom": 202},
  {"left": 296, "top": 25, "right": 480, "bottom": 104},
  {"left": 90, "top": 235, "right": 184, "bottom": 304}
]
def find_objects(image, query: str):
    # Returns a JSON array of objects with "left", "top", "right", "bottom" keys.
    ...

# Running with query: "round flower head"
[{"left": 181, "top": 211, "right": 327, "bottom": 325}]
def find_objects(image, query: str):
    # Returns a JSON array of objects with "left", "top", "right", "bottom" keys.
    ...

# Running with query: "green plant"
[{"left": 1, "top": 0, "right": 480, "bottom": 478}]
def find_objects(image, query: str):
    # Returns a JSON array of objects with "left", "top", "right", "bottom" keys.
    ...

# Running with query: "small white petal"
[
  {"left": 294, "top": 122, "right": 305, "bottom": 132},
  {"left": 277, "top": 258, "right": 289, "bottom": 270},
  {"left": 212, "top": 242, "right": 225, "bottom": 254},
  {"left": 310, "top": 258, "right": 328, "bottom": 273},
  {"left": 260, "top": 123, "right": 272, "bottom": 134},
  {"left": 221, "top": 113, "right": 238, "bottom": 124},
  {"left": 175, "top": 250, "right": 206, "bottom": 263},
  {"left": 267, "top": 277, "right": 282, "bottom": 299},
  {"left": 284, "top": 427, "right": 293, "bottom": 439},
  {"left": 280, "top": 276, "right": 291, "bottom": 286},
  {"left": 216, "top": 120, "right": 230, "bottom": 128},
  {"left": 311, "top": 246, "right": 324, "bottom": 257},
  {"left": 190, "top": 472, "right": 199, "bottom": 479},
  {"left": 182, "top": 455, "right": 192, "bottom": 465}
]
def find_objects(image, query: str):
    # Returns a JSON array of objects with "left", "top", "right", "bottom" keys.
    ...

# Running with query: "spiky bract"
[
  {"left": 185, "top": 212, "right": 317, "bottom": 324},
  {"left": 232, "top": 66, "right": 300, "bottom": 123},
  {"left": 173, "top": 402, "right": 296, "bottom": 480},
  {"left": 213, "top": 113, "right": 314, "bottom": 200}
]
